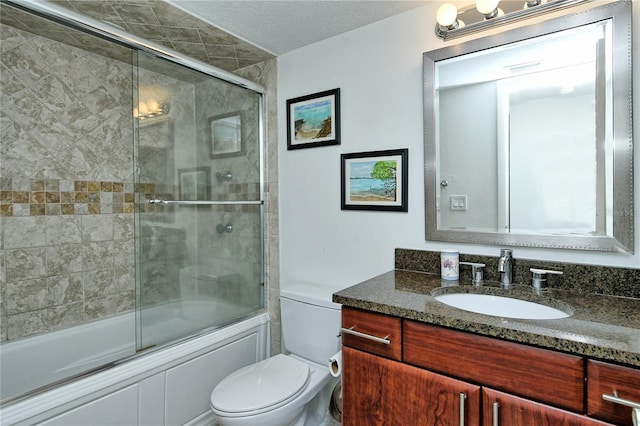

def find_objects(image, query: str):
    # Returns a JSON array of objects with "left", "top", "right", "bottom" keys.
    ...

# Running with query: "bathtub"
[{"left": 0, "top": 302, "right": 268, "bottom": 426}]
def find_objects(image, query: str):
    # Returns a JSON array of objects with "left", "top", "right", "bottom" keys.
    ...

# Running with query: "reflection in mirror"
[{"left": 424, "top": 0, "right": 633, "bottom": 252}]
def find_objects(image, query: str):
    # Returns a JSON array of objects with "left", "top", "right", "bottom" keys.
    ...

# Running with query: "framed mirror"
[{"left": 424, "top": 0, "right": 633, "bottom": 252}]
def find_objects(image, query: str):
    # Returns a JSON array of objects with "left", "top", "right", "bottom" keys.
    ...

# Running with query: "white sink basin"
[{"left": 434, "top": 293, "right": 570, "bottom": 320}]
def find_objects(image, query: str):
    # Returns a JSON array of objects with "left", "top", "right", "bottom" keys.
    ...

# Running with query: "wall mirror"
[{"left": 424, "top": 0, "right": 633, "bottom": 252}]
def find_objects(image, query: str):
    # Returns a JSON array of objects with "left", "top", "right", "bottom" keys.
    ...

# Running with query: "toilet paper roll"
[{"left": 328, "top": 350, "right": 342, "bottom": 378}]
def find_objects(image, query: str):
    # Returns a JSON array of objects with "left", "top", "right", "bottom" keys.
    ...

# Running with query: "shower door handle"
[{"left": 147, "top": 199, "right": 263, "bottom": 206}]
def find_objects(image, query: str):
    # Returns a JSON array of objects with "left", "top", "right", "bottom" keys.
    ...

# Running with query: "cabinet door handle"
[
  {"left": 459, "top": 393, "right": 467, "bottom": 426},
  {"left": 340, "top": 327, "right": 391, "bottom": 345},
  {"left": 492, "top": 402, "right": 500, "bottom": 426},
  {"left": 602, "top": 392, "right": 640, "bottom": 409}
]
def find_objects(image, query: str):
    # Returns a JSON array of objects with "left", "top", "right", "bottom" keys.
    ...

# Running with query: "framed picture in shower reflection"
[
  {"left": 178, "top": 167, "right": 210, "bottom": 201},
  {"left": 209, "top": 112, "right": 242, "bottom": 158}
]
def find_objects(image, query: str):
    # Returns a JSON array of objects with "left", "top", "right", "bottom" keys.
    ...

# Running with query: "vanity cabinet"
[{"left": 341, "top": 307, "right": 638, "bottom": 425}]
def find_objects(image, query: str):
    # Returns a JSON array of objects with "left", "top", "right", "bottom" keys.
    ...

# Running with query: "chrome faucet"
[
  {"left": 530, "top": 268, "right": 563, "bottom": 294},
  {"left": 498, "top": 249, "right": 513, "bottom": 288}
]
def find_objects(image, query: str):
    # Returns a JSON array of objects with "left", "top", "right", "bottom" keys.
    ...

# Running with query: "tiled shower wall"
[{"left": 0, "top": 21, "right": 136, "bottom": 341}]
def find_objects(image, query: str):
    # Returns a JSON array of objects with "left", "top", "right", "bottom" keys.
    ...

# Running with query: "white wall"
[{"left": 278, "top": 1, "right": 640, "bottom": 291}]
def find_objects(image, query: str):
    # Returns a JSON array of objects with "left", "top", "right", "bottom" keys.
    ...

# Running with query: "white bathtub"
[{"left": 0, "top": 303, "right": 268, "bottom": 426}]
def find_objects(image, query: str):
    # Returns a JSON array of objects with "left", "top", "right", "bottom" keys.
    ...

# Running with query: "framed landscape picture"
[
  {"left": 341, "top": 149, "right": 408, "bottom": 212},
  {"left": 286, "top": 88, "right": 340, "bottom": 150}
]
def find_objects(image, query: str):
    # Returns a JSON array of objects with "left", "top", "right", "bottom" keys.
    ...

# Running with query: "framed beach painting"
[
  {"left": 286, "top": 88, "right": 340, "bottom": 150},
  {"left": 178, "top": 167, "right": 210, "bottom": 201},
  {"left": 208, "top": 112, "right": 242, "bottom": 158},
  {"left": 341, "top": 149, "right": 408, "bottom": 212}
]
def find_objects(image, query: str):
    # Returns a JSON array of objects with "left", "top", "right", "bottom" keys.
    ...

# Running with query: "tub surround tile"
[
  {"left": 46, "top": 244, "right": 83, "bottom": 275},
  {"left": 7, "top": 309, "right": 47, "bottom": 339},
  {"left": 12, "top": 204, "right": 29, "bottom": 216},
  {"left": 5, "top": 278, "right": 48, "bottom": 314},
  {"left": 84, "top": 291, "right": 134, "bottom": 320},
  {"left": 5, "top": 248, "right": 46, "bottom": 282},
  {"left": 48, "top": 273, "right": 83, "bottom": 306},
  {"left": 45, "top": 216, "right": 82, "bottom": 245},
  {"left": 48, "top": 301, "right": 85, "bottom": 331},
  {"left": 113, "top": 239, "right": 135, "bottom": 267},
  {"left": 0, "top": 250, "right": 5, "bottom": 284},
  {"left": 80, "top": 215, "right": 113, "bottom": 242},
  {"left": 82, "top": 241, "right": 115, "bottom": 270},
  {"left": 113, "top": 266, "right": 135, "bottom": 294},
  {"left": 83, "top": 269, "right": 115, "bottom": 300},
  {"left": 0, "top": 315, "right": 6, "bottom": 342},
  {"left": 2, "top": 216, "right": 46, "bottom": 249},
  {"left": 113, "top": 213, "right": 134, "bottom": 240}
]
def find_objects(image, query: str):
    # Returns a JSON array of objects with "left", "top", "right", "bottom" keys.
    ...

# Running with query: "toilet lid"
[{"left": 211, "top": 354, "right": 310, "bottom": 415}]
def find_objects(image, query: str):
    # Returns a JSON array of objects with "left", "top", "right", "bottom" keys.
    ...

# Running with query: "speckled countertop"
[{"left": 333, "top": 269, "right": 640, "bottom": 368}]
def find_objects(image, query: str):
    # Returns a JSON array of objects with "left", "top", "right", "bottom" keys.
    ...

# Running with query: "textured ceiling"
[
  {"left": 48, "top": 0, "right": 276, "bottom": 72},
  {"left": 168, "top": 0, "right": 430, "bottom": 55}
]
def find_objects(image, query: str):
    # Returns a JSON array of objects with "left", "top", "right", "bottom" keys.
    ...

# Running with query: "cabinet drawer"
[
  {"left": 587, "top": 360, "right": 640, "bottom": 426},
  {"left": 341, "top": 307, "right": 402, "bottom": 361},
  {"left": 483, "top": 387, "right": 612, "bottom": 425},
  {"left": 404, "top": 321, "right": 584, "bottom": 412}
]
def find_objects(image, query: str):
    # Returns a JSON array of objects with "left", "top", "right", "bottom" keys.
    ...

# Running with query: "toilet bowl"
[
  {"left": 210, "top": 354, "right": 332, "bottom": 426},
  {"left": 209, "top": 283, "right": 342, "bottom": 426}
]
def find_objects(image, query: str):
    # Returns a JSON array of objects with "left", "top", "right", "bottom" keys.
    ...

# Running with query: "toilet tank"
[{"left": 280, "top": 283, "right": 342, "bottom": 365}]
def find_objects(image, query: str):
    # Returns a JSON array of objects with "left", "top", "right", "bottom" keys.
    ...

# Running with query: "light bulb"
[
  {"left": 138, "top": 101, "right": 149, "bottom": 115},
  {"left": 436, "top": 3, "right": 458, "bottom": 27},
  {"left": 147, "top": 99, "right": 159, "bottom": 113},
  {"left": 476, "top": 0, "right": 500, "bottom": 15}
]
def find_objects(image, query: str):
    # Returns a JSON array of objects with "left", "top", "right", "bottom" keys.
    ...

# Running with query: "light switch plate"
[{"left": 450, "top": 195, "right": 467, "bottom": 211}]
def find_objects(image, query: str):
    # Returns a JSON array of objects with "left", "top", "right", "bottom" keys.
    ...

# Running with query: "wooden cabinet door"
[
  {"left": 587, "top": 360, "right": 640, "bottom": 426},
  {"left": 483, "top": 388, "right": 613, "bottom": 426},
  {"left": 342, "top": 346, "right": 481, "bottom": 426}
]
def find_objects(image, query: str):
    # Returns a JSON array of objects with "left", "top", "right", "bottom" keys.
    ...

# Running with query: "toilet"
[{"left": 210, "top": 283, "right": 342, "bottom": 426}]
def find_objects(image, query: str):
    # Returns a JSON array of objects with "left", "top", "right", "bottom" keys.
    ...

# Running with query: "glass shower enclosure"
[
  {"left": 0, "top": 0, "right": 264, "bottom": 403},
  {"left": 134, "top": 51, "right": 265, "bottom": 350}
]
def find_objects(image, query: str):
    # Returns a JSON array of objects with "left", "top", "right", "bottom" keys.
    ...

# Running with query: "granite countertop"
[{"left": 333, "top": 269, "right": 640, "bottom": 368}]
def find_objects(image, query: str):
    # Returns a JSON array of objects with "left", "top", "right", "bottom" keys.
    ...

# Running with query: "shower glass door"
[{"left": 134, "top": 51, "right": 264, "bottom": 350}]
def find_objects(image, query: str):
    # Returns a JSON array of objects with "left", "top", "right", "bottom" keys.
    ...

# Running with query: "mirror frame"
[{"left": 424, "top": 0, "right": 633, "bottom": 253}]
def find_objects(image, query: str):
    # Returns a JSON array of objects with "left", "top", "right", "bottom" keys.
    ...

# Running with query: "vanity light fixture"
[
  {"left": 133, "top": 100, "right": 171, "bottom": 120},
  {"left": 435, "top": 0, "right": 591, "bottom": 40}
]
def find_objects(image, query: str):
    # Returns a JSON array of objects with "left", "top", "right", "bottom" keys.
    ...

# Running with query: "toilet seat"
[{"left": 210, "top": 354, "right": 310, "bottom": 418}]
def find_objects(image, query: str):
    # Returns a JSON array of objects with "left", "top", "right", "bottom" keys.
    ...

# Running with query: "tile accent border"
[{"left": 0, "top": 178, "right": 136, "bottom": 217}]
